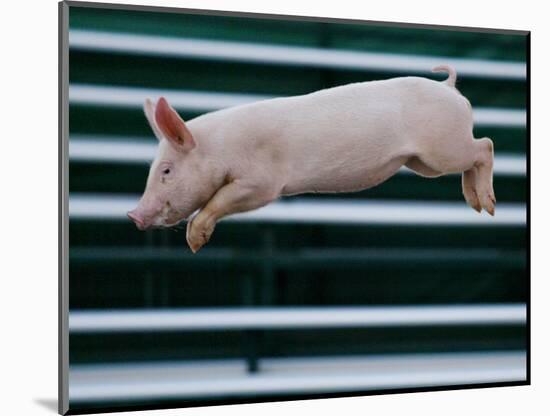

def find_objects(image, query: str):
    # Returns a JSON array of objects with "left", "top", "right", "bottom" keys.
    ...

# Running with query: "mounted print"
[{"left": 59, "top": 1, "right": 530, "bottom": 414}]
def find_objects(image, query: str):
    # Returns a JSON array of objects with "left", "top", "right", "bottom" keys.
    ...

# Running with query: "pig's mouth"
[
  {"left": 129, "top": 201, "right": 198, "bottom": 230},
  {"left": 154, "top": 201, "right": 190, "bottom": 228}
]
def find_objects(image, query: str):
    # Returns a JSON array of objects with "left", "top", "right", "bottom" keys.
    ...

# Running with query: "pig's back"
[
  {"left": 189, "top": 77, "right": 472, "bottom": 192},
  {"left": 264, "top": 76, "right": 470, "bottom": 157},
  {"left": 192, "top": 76, "right": 469, "bottom": 145},
  {"left": 249, "top": 76, "right": 470, "bottom": 144}
]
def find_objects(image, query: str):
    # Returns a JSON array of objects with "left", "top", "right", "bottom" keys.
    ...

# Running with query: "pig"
[{"left": 128, "top": 65, "right": 495, "bottom": 253}]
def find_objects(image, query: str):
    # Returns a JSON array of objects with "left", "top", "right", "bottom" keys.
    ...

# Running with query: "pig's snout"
[{"left": 127, "top": 210, "right": 149, "bottom": 231}]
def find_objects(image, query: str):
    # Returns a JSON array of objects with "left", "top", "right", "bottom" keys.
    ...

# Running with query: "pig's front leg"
[{"left": 186, "top": 180, "right": 279, "bottom": 253}]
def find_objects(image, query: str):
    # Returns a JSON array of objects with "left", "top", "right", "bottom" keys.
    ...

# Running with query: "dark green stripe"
[{"left": 69, "top": 7, "right": 527, "bottom": 60}]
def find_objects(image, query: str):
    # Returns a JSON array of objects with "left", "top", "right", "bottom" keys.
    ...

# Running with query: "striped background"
[{"left": 66, "top": 4, "right": 528, "bottom": 413}]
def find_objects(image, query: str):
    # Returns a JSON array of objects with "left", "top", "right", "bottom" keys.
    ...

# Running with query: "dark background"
[{"left": 66, "top": 4, "right": 527, "bottom": 412}]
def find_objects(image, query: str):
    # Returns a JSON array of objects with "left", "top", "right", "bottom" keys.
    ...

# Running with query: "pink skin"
[
  {"left": 128, "top": 66, "right": 495, "bottom": 253},
  {"left": 127, "top": 211, "right": 146, "bottom": 230},
  {"left": 127, "top": 187, "right": 187, "bottom": 230},
  {"left": 127, "top": 97, "right": 223, "bottom": 235}
]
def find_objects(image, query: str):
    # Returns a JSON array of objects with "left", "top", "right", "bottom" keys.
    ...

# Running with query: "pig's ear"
[
  {"left": 143, "top": 98, "right": 164, "bottom": 141},
  {"left": 154, "top": 97, "right": 196, "bottom": 152}
]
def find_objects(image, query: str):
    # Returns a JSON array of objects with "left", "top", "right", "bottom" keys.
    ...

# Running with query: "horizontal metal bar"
[
  {"left": 70, "top": 304, "right": 526, "bottom": 333},
  {"left": 69, "top": 30, "right": 526, "bottom": 80},
  {"left": 69, "top": 136, "right": 526, "bottom": 176},
  {"left": 70, "top": 247, "right": 526, "bottom": 270},
  {"left": 70, "top": 84, "right": 267, "bottom": 112},
  {"left": 472, "top": 108, "right": 526, "bottom": 128},
  {"left": 69, "top": 84, "right": 526, "bottom": 128},
  {"left": 69, "top": 351, "right": 526, "bottom": 402},
  {"left": 70, "top": 137, "right": 158, "bottom": 163},
  {"left": 69, "top": 193, "right": 526, "bottom": 225}
]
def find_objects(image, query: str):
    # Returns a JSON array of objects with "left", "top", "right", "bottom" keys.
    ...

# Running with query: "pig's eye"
[{"left": 162, "top": 168, "right": 171, "bottom": 175}]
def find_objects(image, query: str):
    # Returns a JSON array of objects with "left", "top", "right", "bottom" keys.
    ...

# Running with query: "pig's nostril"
[{"left": 127, "top": 211, "right": 145, "bottom": 230}]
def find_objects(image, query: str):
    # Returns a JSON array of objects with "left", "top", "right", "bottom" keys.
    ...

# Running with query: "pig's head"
[{"left": 127, "top": 97, "right": 218, "bottom": 230}]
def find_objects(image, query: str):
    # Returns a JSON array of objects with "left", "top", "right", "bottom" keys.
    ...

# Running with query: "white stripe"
[
  {"left": 69, "top": 194, "right": 526, "bottom": 225},
  {"left": 69, "top": 351, "right": 526, "bottom": 401},
  {"left": 69, "top": 84, "right": 267, "bottom": 112},
  {"left": 473, "top": 108, "right": 526, "bottom": 127},
  {"left": 69, "top": 304, "right": 526, "bottom": 333},
  {"left": 70, "top": 137, "right": 158, "bottom": 164},
  {"left": 69, "top": 84, "right": 526, "bottom": 128},
  {"left": 69, "top": 30, "right": 526, "bottom": 80},
  {"left": 491, "top": 154, "right": 527, "bottom": 176},
  {"left": 69, "top": 135, "right": 526, "bottom": 176}
]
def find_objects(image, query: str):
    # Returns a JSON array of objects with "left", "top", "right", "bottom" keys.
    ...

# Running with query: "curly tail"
[{"left": 432, "top": 64, "right": 457, "bottom": 87}]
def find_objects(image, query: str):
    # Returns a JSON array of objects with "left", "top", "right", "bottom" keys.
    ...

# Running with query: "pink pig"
[{"left": 128, "top": 65, "right": 495, "bottom": 253}]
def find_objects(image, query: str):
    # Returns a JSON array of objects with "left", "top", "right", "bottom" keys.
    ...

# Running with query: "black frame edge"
[
  {"left": 59, "top": 1, "right": 70, "bottom": 415},
  {"left": 525, "top": 31, "right": 531, "bottom": 387}
]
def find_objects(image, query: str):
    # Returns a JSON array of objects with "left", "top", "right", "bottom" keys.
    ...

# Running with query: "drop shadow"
[{"left": 34, "top": 398, "right": 58, "bottom": 413}]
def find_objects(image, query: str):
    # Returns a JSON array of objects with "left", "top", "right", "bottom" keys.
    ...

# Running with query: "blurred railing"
[
  {"left": 67, "top": 16, "right": 528, "bottom": 408},
  {"left": 69, "top": 194, "right": 526, "bottom": 225},
  {"left": 69, "top": 84, "right": 527, "bottom": 128},
  {"left": 69, "top": 30, "right": 526, "bottom": 79},
  {"left": 70, "top": 351, "right": 526, "bottom": 403},
  {"left": 70, "top": 304, "right": 526, "bottom": 332},
  {"left": 70, "top": 135, "right": 526, "bottom": 175}
]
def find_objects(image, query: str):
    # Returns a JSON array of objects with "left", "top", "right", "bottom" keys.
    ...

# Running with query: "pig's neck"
[{"left": 187, "top": 118, "right": 232, "bottom": 191}]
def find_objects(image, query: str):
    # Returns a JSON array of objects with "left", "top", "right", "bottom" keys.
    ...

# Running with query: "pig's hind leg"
[
  {"left": 406, "top": 136, "right": 495, "bottom": 215},
  {"left": 456, "top": 137, "right": 495, "bottom": 215},
  {"left": 186, "top": 179, "right": 279, "bottom": 253},
  {"left": 461, "top": 168, "right": 482, "bottom": 213},
  {"left": 405, "top": 157, "right": 444, "bottom": 178},
  {"left": 471, "top": 137, "right": 496, "bottom": 215},
  {"left": 405, "top": 155, "right": 481, "bottom": 211}
]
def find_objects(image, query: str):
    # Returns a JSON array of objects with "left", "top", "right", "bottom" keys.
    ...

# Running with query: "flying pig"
[{"left": 128, "top": 65, "right": 495, "bottom": 253}]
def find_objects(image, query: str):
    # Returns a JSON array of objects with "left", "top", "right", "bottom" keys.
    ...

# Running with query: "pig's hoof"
[
  {"left": 186, "top": 219, "right": 215, "bottom": 253},
  {"left": 480, "top": 192, "right": 496, "bottom": 216},
  {"left": 464, "top": 191, "right": 482, "bottom": 213}
]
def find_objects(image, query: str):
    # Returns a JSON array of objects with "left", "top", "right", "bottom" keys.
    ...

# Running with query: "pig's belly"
[{"left": 281, "top": 152, "right": 409, "bottom": 196}]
